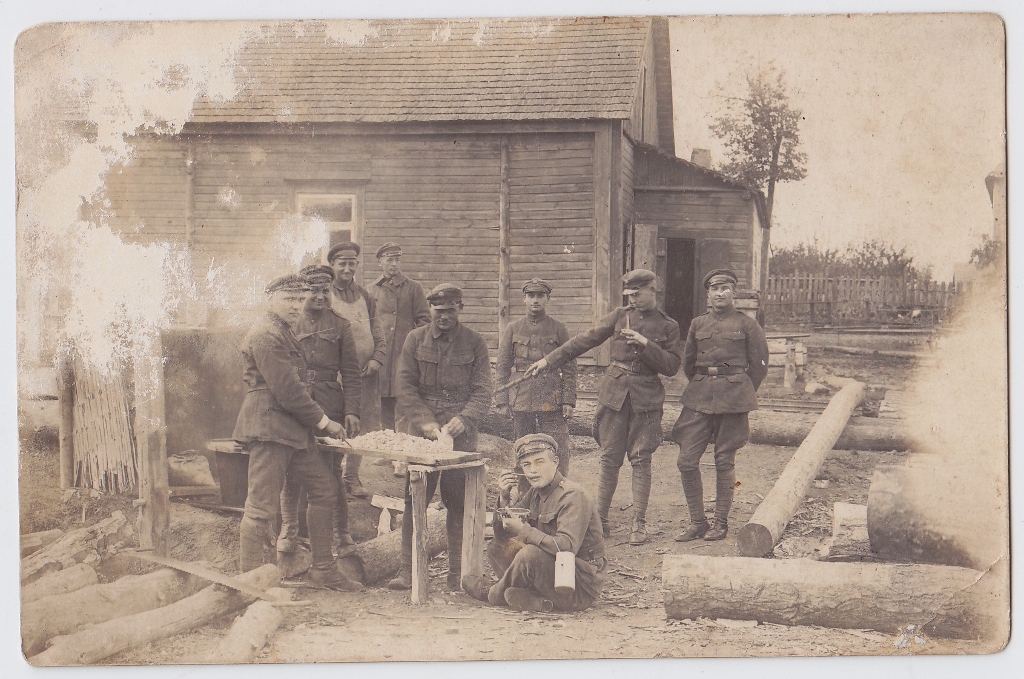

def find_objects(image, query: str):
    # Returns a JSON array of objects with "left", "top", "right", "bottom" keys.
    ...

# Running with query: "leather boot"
[
  {"left": 306, "top": 505, "right": 361, "bottom": 591},
  {"left": 333, "top": 474, "right": 356, "bottom": 558},
  {"left": 631, "top": 462, "right": 652, "bottom": 521},
  {"left": 462, "top": 574, "right": 495, "bottom": 602},
  {"left": 387, "top": 552, "right": 413, "bottom": 590},
  {"left": 343, "top": 454, "right": 368, "bottom": 498},
  {"left": 704, "top": 520, "right": 728, "bottom": 541},
  {"left": 674, "top": 468, "right": 710, "bottom": 541},
  {"left": 629, "top": 516, "right": 648, "bottom": 546},
  {"left": 712, "top": 467, "right": 736, "bottom": 532},
  {"left": 504, "top": 587, "right": 553, "bottom": 613},
  {"left": 239, "top": 515, "right": 269, "bottom": 573},
  {"left": 277, "top": 474, "right": 301, "bottom": 554},
  {"left": 595, "top": 464, "right": 618, "bottom": 539},
  {"left": 445, "top": 515, "right": 464, "bottom": 591}
]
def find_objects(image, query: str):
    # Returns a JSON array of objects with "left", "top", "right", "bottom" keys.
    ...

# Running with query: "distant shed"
[{"left": 103, "top": 16, "right": 769, "bottom": 362}]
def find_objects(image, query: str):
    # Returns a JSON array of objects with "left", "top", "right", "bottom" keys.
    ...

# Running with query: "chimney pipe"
[{"left": 691, "top": 148, "right": 712, "bottom": 168}]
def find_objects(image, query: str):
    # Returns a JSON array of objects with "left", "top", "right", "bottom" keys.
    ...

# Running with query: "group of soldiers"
[{"left": 232, "top": 240, "right": 769, "bottom": 612}]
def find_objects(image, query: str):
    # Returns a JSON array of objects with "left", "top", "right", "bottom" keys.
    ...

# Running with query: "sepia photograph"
[{"left": 5, "top": 1, "right": 1015, "bottom": 673}]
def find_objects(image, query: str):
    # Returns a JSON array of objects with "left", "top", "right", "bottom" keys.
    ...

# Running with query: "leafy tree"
[
  {"left": 711, "top": 67, "right": 808, "bottom": 224},
  {"left": 970, "top": 234, "right": 1004, "bottom": 269},
  {"left": 770, "top": 240, "right": 933, "bottom": 283}
]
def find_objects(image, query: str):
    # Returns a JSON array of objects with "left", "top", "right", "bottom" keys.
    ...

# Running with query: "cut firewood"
[
  {"left": 823, "top": 502, "right": 877, "bottom": 562},
  {"left": 21, "top": 529, "right": 64, "bottom": 558},
  {"left": 662, "top": 554, "right": 998, "bottom": 639},
  {"left": 29, "top": 564, "right": 281, "bottom": 666},
  {"left": 22, "top": 567, "right": 204, "bottom": 656},
  {"left": 21, "top": 511, "right": 132, "bottom": 585},
  {"left": 208, "top": 587, "right": 289, "bottom": 663},
  {"left": 352, "top": 507, "right": 447, "bottom": 585},
  {"left": 20, "top": 563, "right": 97, "bottom": 605},
  {"left": 738, "top": 381, "right": 865, "bottom": 557}
]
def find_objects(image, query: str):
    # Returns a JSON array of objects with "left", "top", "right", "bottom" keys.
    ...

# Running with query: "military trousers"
[
  {"left": 671, "top": 407, "right": 750, "bottom": 525},
  {"left": 488, "top": 542, "right": 595, "bottom": 612},
  {"left": 243, "top": 437, "right": 338, "bottom": 524},
  {"left": 592, "top": 395, "right": 663, "bottom": 522},
  {"left": 512, "top": 411, "right": 570, "bottom": 476}
]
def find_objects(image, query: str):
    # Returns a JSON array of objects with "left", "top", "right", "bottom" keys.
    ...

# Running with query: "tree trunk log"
[
  {"left": 21, "top": 511, "right": 133, "bottom": 585},
  {"left": 22, "top": 567, "right": 204, "bottom": 656},
  {"left": 21, "top": 563, "right": 98, "bottom": 605},
  {"left": 21, "top": 529, "right": 64, "bottom": 558},
  {"left": 738, "top": 382, "right": 865, "bottom": 557},
  {"left": 29, "top": 564, "right": 280, "bottom": 666},
  {"left": 662, "top": 554, "right": 999, "bottom": 640},
  {"left": 481, "top": 402, "right": 907, "bottom": 451},
  {"left": 352, "top": 507, "right": 447, "bottom": 585},
  {"left": 208, "top": 587, "right": 288, "bottom": 663},
  {"left": 868, "top": 462, "right": 1003, "bottom": 570}
]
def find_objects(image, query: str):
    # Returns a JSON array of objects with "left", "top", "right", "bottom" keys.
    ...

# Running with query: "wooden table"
[{"left": 206, "top": 438, "right": 486, "bottom": 605}]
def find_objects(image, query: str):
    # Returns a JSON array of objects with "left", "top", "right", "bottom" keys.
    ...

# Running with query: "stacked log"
[
  {"left": 21, "top": 563, "right": 97, "bottom": 604},
  {"left": 351, "top": 507, "right": 447, "bottom": 585},
  {"left": 208, "top": 587, "right": 291, "bottom": 663},
  {"left": 30, "top": 564, "right": 281, "bottom": 666},
  {"left": 22, "top": 567, "right": 205, "bottom": 656},
  {"left": 21, "top": 511, "right": 133, "bottom": 584},
  {"left": 21, "top": 529, "right": 64, "bottom": 558}
]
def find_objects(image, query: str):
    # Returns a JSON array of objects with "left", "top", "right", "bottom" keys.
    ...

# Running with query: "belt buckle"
[
  {"left": 305, "top": 369, "right": 316, "bottom": 381},
  {"left": 707, "top": 366, "right": 720, "bottom": 376}
]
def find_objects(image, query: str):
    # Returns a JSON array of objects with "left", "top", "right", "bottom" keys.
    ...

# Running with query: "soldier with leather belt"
[
  {"left": 388, "top": 283, "right": 493, "bottom": 591},
  {"left": 672, "top": 269, "right": 770, "bottom": 542},
  {"left": 232, "top": 274, "right": 359, "bottom": 590},
  {"left": 495, "top": 278, "right": 576, "bottom": 476},
  {"left": 525, "top": 269, "right": 682, "bottom": 546},
  {"left": 277, "top": 265, "right": 363, "bottom": 561}
]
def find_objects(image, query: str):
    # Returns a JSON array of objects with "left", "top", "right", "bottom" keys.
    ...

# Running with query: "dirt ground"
[{"left": 18, "top": 345, "right": 986, "bottom": 663}]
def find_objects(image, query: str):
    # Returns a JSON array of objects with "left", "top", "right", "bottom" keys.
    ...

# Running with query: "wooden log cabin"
[{"left": 103, "top": 16, "right": 769, "bottom": 363}]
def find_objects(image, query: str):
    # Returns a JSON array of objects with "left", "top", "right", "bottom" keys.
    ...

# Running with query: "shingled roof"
[{"left": 189, "top": 17, "right": 652, "bottom": 124}]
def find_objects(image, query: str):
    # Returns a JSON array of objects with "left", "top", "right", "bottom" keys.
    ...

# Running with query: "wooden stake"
[
  {"left": 136, "top": 333, "right": 170, "bottom": 556},
  {"left": 58, "top": 351, "right": 76, "bottom": 489},
  {"left": 409, "top": 471, "right": 430, "bottom": 604},
  {"left": 737, "top": 381, "right": 865, "bottom": 557},
  {"left": 460, "top": 464, "right": 487, "bottom": 589}
]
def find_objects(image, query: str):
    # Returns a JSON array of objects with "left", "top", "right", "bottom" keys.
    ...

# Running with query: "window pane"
[{"left": 301, "top": 198, "right": 353, "bottom": 223}]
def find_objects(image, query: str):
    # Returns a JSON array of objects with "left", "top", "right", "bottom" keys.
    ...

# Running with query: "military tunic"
[
  {"left": 489, "top": 472, "right": 607, "bottom": 610},
  {"left": 371, "top": 272, "right": 431, "bottom": 429},
  {"left": 293, "top": 308, "right": 362, "bottom": 421},
  {"left": 495, "top": 312, "right": 576, "bottom": 474}
]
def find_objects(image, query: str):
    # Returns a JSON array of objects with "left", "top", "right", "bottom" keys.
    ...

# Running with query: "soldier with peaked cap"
[
  {"left": 370, "top": 242, "right": 431, "bottom": 431},
  {"left": 232, "top": 273, "right": 359, "bottom": 590},
  {"left": 462, "top": 433, "right": 607, "bottom": 613},
  {"left": 277, "top": 265, "right": 363, "bottom": 562},
  {"left": 388, "top": 283, "right": 493, "bottom": 591},
  {"left": 327, "top": 241, "right": 387, "bottom": 498},
  {"left": 672, "top": 269, "right": 769, "bottom": 542},
  {"left": 525, "top": 269, "right": 682, "bottom": 546},
  {"left": 495, "top": 278, "right": 577, "bottom": 476}
]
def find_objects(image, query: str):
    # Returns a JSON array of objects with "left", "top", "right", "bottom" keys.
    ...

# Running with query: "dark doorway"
[{"left": 665, "top": 238, "right": 697, "bottom": 333}]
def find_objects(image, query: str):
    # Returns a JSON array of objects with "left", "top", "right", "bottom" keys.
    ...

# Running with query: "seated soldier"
[{"left": 463, "top": 434, "right": 607, "bottom": 612}]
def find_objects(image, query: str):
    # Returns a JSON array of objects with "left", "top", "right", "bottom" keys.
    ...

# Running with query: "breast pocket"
[
  {"left": 695, "top": 329, "right": 714, "bottom": 354},
  {"left": 513, "top": 340, "right": 530, "bottom": 369},
  {"left": 444, "top": 351, "right": 475, "bottom": 389},
  {"left": 536, "top": 510, "right": 558, "bottom": 531},
  {"left": 415, "top": 347, "right": 440, "bottom": 388}
]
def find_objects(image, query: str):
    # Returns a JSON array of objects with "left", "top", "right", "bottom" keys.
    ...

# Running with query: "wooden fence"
[{"left": 763, "top": 274, "right": 961, "bottom": 325}]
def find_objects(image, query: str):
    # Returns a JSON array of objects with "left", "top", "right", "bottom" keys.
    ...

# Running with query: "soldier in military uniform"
[
  {"left": 462, "top": 434, "right": 607, "bottom": 612},
  {"left": 388, "top": 283, "right": 494, "bottom": 591},
  {"left": 672, "top": 269, "right": 770, "bottom": 542},
  {"left": 232, "top": 274, "right": 359, "bottom": 590},
  {"left": 327, "top": 241, "right": 388, "bottom": 498},
  {"left": 525, "top": 269, "right": 682, "bottom": 545},
  {"left": 370, "top": 242, "right": 431, "bottom": 431},
  {"left": 495, "top": 278, "right": 576, "bottom": 476},
  {"left": 277, "top": 265, "right": 362, "bottom": 560}
]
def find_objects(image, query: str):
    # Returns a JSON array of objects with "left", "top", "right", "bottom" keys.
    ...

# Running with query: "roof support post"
[{"left": 498, "top": 136, "right": 511, "bottom": 341}]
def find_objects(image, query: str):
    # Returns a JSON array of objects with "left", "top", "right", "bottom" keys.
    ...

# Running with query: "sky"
[{"left": 670, "top": 14, "right": 1006, "bottom": 281}]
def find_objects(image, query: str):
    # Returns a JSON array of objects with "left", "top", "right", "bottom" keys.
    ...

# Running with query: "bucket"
[{"left": 215, "top": 448, "right": 250, "bottom": 507}]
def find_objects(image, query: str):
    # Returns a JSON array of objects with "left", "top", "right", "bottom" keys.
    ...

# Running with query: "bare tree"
[{"left": 711, "top": 67, "right": 808, "bottom": 224}]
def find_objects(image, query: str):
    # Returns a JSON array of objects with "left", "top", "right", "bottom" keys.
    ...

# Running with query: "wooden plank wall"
[
  {"left": 104, "top": 137, "right": 189, "bottom": 244},
  {"left": 621, "top": 135, "right": 636, "bottom": 243},
  {"left": 635, "top": 189, "right": 753, "bottom": 287},
  {"left": 507, "top": 134, "right": 596, "bottom": 338}
]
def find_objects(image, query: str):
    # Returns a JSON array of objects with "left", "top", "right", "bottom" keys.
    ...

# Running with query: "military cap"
[
  {"left": 265, "top": 273, "right": 310, "bottom": 295},
  {"left": 426, "top": 283, "right": 463, "bottom": 309},
  {"left": 327, "top": 241, "right": 360, "bottom": 262},
  {"left": 621, "top": 268, "right": 657, "bottom": 294},
  {"left": 514, "top": 433, "right": 559, "bottom": 462},
  {"left": 702, "top": 269, "right": 738, "bottom": 289},
  {"left": 375, "top": 242, "right": 403, "bottom": 259},
  {"left": 521, "top": 278, "right": 553, "bottom": 295},
  {"left": 300, "top": 264, "right": 334, "bottom": 286}
]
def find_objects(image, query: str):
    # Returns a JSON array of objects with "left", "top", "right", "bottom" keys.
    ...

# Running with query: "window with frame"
[{"left": 295, "top": 192, "right": 361, "bottom": 250}]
